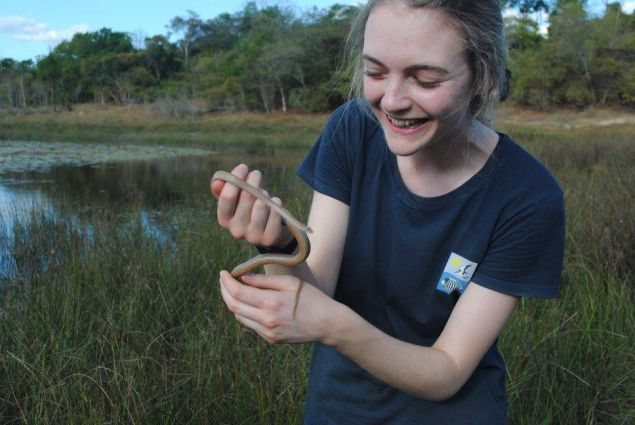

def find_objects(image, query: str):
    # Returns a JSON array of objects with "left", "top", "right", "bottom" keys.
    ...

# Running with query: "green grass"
[
  {"left": 0, "top": 115, "right": 633, "bottom": 424},
  {"left": 0, "top": 203, "right": 312, "bottom": 424}
]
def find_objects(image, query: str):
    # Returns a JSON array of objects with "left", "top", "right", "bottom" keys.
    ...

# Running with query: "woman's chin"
[{"left": 382, "top": 127, "right": 437, "bottom": 157}]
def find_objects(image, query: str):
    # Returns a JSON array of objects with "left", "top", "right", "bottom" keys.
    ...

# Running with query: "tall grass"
[
  {"left": 0, "top": 203, "right": 311, "bottom": 423},
  {"left": 498, "top": 124, "right": 634, "bottom": 424},
  {"left": 0, "top": 122, "right": 633, "bottom": 424}
]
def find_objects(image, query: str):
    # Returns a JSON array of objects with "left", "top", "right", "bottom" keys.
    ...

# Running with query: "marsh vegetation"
[{"left": 0, "top": 108, "right": 633, "bottom": 423}]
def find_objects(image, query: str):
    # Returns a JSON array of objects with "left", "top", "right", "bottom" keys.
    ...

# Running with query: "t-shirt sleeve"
[
  {"left": 296, "top": 103, "right": 361, "bottom": 205},
  {"left": 472, "top": 191, "right": 565, "bottom": 298}
]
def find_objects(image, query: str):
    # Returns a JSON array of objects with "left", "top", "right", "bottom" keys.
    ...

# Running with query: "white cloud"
[
  {"left": 0, "top": 16, "right": 89, "bottom": 45},
  {"left": 624, "top": 1, "right": 635, "bottom": 13},
  {"left": 13, "top": 24, "right": 90, "bottom": 42},
  {"left": 0, "top": 16, "right": 47, "bottom": 34}
]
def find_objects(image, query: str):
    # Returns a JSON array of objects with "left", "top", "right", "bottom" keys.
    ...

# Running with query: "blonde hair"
[{"left": 341, "top": 0, "right": 508, "bottom": 123}]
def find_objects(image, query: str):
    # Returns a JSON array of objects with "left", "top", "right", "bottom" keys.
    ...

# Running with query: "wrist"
[
  {"left": 320, "top": 301, "right": 359, "bottom": 348},
  {"left": 255, "top": 235, "right": 297, "bottom": 255}
]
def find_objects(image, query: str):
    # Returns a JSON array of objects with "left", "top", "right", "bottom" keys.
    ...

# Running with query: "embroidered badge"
[{"left": 436, "top": 253, "right": 478, "bottom": 295}]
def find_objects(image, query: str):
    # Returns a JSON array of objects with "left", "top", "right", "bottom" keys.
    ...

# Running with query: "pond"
[{"left": 0, "top": 142, "right": 307, "bottom": 280}]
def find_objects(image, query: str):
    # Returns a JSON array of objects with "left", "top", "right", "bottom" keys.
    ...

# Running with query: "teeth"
[{"left": 388, "top": 116, "right": 425, "bottom": 128}]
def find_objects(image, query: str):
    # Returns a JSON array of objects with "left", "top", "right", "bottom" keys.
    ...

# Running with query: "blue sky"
[{"left": 0, "top": 0, "right": 361, "bottom": 62}]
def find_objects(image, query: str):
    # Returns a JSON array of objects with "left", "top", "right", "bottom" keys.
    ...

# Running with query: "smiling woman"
[{"left": 213, "top": 1, "right": 564, "bottom": 424}]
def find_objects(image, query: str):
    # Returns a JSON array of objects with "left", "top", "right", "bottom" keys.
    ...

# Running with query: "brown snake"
[{"left": 212, "top": 170, "right": 311, "bottom": 317}]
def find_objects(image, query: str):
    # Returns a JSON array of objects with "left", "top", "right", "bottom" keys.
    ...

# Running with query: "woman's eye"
[
  {"left": 415, "top": 80, "right": 442, "bottom": 89},
  {"left": 363, "top": 70, "right": 385, "bottom": 79}
]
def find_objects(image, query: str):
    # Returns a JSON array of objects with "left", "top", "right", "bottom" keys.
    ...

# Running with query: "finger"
[
  {"left": 232, "top": 169, "right": 263, "bottom": 228},
  {"left": 261, "top": 196, "right": 284, "bottom": 246},
  {"left": 246, "top": 195, "right": 270, "bottom": 244},
  {"left": 220, "top": 275, "right": 264, "bottom": 320},
  {"left": 241, "top": 273, "right": 299, "bottom": 292},
  {"left": 211, "top": 179, "right": 225, "bottom": 199},
  {"left": 217, "top": 164, "right": 249, "bottom": 222},
  {"left": 233, "top": 314, "right": 279, "bottom": 343},
  {"left": 220, "top": 270, "right": 282, "bottom": 310}
]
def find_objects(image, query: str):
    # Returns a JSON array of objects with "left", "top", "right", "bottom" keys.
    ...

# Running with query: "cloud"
[
  {"left": 13, "top": 24, "right": 90, "bottom": 42},
  {"left": 0, "top": 16, "right": 47, "bottom": 33},
  {"left": 0, "top": 16, "right": 89, "bottom": 44},
  {"left": 624, "top": 2, "right": 635, "bottom": 14}
]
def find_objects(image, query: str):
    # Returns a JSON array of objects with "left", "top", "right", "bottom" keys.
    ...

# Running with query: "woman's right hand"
[{"left": 211, "top": 163, "right": 293, "bottom": 249}]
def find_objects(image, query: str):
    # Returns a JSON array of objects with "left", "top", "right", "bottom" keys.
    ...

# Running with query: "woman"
[{"left": 214, "top": 1, "right": 565, "bottom": 423}]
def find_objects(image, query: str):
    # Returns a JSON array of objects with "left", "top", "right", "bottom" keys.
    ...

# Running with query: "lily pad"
[{"left": 0, "top": 141, "right": 214, "bottom": 175}]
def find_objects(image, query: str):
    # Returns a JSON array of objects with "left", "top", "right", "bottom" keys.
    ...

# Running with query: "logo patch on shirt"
[{"left": 436, "top": 253, "right": 478, "bottom": 295}]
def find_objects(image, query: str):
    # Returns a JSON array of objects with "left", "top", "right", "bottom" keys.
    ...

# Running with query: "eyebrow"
[{"left": 362, "top": 54, "right": 451, "bottom": 76}]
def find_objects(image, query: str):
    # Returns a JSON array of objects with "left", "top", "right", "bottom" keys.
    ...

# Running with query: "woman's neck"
[{"left": 396, "top": 120, "right": 499, "bottom": 197}]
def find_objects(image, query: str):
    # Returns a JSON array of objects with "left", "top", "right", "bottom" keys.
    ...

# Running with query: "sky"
[
  {"left": 0, "top": 0, "right": 361, "bottom": 62},
  {"left": 1, "top": 0, "right": 634, "bottom": 63}
]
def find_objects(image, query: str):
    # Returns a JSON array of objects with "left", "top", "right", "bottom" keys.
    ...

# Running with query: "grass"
[
  {"left": 0, "top": 202, "right": 312, "bottom": 424},
  {"left": 0, "top": 108, "right": 633, "bottom": 423},
  {"left": 497, "top": 123, "right": 635, "bottom": 425},
  {"left": 0, "top": 104, "right": 328, "bottom": 151}
]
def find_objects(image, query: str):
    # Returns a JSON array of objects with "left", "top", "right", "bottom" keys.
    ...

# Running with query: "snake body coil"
[{"left": 212, "top": 170, "right": 311, "bottom": 278}]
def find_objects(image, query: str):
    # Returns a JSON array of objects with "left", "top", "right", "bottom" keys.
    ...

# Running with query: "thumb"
[{"left": 241, "top": 273, "right": 299, "bottom": 291}]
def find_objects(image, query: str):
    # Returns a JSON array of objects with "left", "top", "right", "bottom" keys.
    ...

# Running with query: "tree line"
[{"left": 0, "top": 0, "right": 633, "bottom": 113}]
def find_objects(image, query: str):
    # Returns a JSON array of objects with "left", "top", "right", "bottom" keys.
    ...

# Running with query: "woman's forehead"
[{"left": 363, "top": 4, "right": 467, "bottom": 70}]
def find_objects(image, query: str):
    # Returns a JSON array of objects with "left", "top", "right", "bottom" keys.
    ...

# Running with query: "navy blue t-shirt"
[{"left": 296, "top": 101, "right": 565, "bottom": 424}]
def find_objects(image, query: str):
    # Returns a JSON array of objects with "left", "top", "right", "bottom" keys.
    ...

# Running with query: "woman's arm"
[
  {"left": 220, "top": 271, "right": 518, "bottom": 400},
  {"left": 265, "top": 191, "right": 349, "bottom": 297},
  {"left": 323, "top": 281, "right": 519, "bottom": 400}
]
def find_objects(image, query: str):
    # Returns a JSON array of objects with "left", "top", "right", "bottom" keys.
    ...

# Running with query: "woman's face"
[{"left": 363, "top": 3, "right": 473, "bottom": 158}]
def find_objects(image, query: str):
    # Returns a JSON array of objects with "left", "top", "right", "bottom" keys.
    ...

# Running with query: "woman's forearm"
[
  {"left": 264, "top": 260, "right": 334, "bottom": 297},
  {"left": 323, "top": 302, "right": 464, "bottom": 401}
]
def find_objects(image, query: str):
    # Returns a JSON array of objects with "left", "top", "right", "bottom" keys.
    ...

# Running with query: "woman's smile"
[{"left": 385, "top": 113, "right": 432, "bottom": 134}]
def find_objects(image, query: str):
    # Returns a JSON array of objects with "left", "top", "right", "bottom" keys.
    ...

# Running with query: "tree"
[
  {"left": 292, "top": 4, "right": 358, "bottom": 110},
  {"left": 194, "top": 12, "right": 242, "bottom": 53},
  {"left": 505, "top": 16, "right": 544, "bottom": 51},
  {"left": 549, "top": 2, "right": 595, "bottom": 104},
  {"left": 168, "top": 11, "right": 204, "bottom": 69},
  {"left": 589, "top": 3, "right": 635, "bottom": 105},
  {"left": 501, "top": 0, "right": 552, "bottom": 13},
  {"left": 0, "top": 59, "right": 17, "bottom": 109},
  {"left": 14, "top": 60, "right": 34, "bottom": 108},
  {"left": 34, "top": 28, "right": 150, "bottom": 106},
  {"left": 144, "top": 35, "right": 180, "bottom": 80}
]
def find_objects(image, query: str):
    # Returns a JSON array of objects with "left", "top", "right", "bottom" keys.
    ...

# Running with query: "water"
[{"left": 0, "top": 147, "right": 307, "bottom": 280}]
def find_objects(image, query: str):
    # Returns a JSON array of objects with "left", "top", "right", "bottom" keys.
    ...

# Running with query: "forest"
[{"left": 0, "top": 0, "right": 633, "bottom": 113}]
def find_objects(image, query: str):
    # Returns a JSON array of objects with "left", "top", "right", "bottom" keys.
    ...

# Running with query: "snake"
[{"left": 212, "top": 170, "right": 311, "bottom": 317}]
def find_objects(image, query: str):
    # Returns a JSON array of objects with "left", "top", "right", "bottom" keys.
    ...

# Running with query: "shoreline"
[{"left": 1, "top": 103, "right": 633, "bottom": 148}]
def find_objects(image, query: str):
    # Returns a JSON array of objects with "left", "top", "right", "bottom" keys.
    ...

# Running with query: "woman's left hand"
[{"left": 219, "top": 271, "right": 335, "bottom": 344}]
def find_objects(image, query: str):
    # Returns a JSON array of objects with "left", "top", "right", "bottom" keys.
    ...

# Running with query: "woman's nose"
[{"left": 381, "top": 77, "right": 411, "bottom": 112}]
